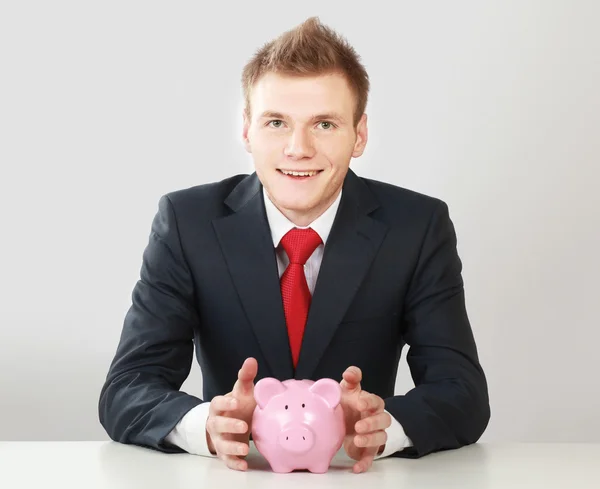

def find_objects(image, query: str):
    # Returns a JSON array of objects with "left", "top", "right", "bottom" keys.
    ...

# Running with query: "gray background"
[{"left": 1, "top": 1, "right": 598, "bottom": 442}]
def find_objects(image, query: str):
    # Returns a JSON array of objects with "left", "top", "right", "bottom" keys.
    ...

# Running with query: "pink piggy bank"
[{"left": 251, "top": 378, "right": 345, "bottom": 473}]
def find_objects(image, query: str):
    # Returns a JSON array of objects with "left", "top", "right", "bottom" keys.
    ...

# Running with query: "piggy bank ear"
[
  {"left": 309, "top": 379, "right": 341, "bottom": 409},
  {"left": 254, "top": 378, "right": 287, "bottom": 409}
]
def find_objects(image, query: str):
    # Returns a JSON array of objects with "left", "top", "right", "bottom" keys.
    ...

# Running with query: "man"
[{"left": 98, "top": 17, "right": 490, "bottom": 473}]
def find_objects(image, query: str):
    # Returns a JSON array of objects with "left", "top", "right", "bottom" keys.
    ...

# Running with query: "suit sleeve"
[
  {"left": 98, "top": 194, "right": 205, "bottom": 452},
  {"left": 384, "top": 199, "right": 491, "bottom": 458}
]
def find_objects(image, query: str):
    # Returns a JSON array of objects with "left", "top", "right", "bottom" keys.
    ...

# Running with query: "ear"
[
  {"left": 254, "top": 378, "right": 287, "bottom": 409},
  {"left": 242, "top": 110, "right": 252, "bottom": 153},
  {"left": 309, "top": 379, "right": 341, "bottom": 409},
  {"left": 351, "top": 113, "right": 368, "bottom": 158}
]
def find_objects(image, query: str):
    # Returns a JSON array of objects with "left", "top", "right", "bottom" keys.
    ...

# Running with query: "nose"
[
  {"left": 278, "top": 425, "right": 315, "bottom": 454},
  {"left": 284, "top": 129, "right": 315, "bottom": 160}
]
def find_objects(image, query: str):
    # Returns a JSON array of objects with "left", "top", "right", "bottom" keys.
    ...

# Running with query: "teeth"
[{"left": 280, "top": 170, "right": 319, "bottom": 177}]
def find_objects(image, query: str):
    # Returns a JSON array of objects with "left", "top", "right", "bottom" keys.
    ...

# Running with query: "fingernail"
[{"left": 236, "top": 421, "right": 245, "bottom": 430}]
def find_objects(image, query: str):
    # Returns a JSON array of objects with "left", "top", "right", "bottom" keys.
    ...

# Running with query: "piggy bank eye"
[
  {"left": 302, "top": 403, "right": 305, "bottom": 408},
  {"left": 285, "top": 405, "right": 288, "bottom": 409}
]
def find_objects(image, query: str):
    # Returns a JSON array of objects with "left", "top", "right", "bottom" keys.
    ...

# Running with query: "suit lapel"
[
  {"left": 294, "top": 170, "right": 389, "bottom": 379},
  {"left": 212, "top": 173, "right": 294, "bottom": 380},
  {"left": 212, "top": 170, "right": 388, "bottom": 382}
]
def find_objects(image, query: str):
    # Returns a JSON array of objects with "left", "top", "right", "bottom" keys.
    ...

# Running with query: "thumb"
[
  {"left": 340, "top": 366, "right": 362, "bottom": 392},
  {"left": 232, "top": 357, "right": 258, "bottom": 396}
]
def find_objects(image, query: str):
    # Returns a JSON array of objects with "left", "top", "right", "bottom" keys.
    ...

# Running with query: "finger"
[
  {"left": 356, "top": 392, "right": 385, "bottom": 413},
  {"left": 355, "top": 412, "right": 392, "bottom": 434},
  {"left": 209, "top": 396, "right": 239, "bottom": 416},
  {"left": 354, "top": 430, "right": 388, "bottom": 448},
  {"left": 353, "top": 452, "right": 375, "bottom": 474},
  {"left": 232, "top": 357, "right": 258, "bottom": 396},
  {"left": 340, "top": 366, "right": 362, "bottom": 391},
  {"left": 221, "top": 454, "right": 248, "bottom": 471},
  {"left": 344, "top": 437, "right": 362, "bottom": 461},
  {"left": 209, "top": 396, "right": 240, "bottom": 416},
  {"left": 214, "top": 438, "right": 250, "bottom": 457},
  {"left": 207, "top": 415, "right": 248, "bottom": 435}
]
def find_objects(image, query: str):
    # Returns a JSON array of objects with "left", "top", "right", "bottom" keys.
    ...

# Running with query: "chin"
[
  {"left": 274, "top": 195, "right": 318, "bottom": 213},
  {"left": 265, "top": 184, "right": 315, "bottom": 206}
]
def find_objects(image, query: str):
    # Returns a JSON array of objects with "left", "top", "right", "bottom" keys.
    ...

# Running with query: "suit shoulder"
[
  {"left": 166, "top": 174, "right": 248, "bottom": 204},
  {"left": 357, "top": 176, "right": 455, "bottom": 243},
  {"left": 161, "top": 173, "right": 249, "bottom": 218},
  {"left": 360, "top": 176, "right": 445, "bottom": 214}
]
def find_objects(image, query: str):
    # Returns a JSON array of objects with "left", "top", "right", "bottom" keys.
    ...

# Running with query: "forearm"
[
  {"left": 99, "top": 371, "right": 203, "bottom": 452},
  {"left": 384, "top": 361, "right": 490, "bottom": 458},
  {"left": 374, "top": 410, "right": 413, "bottom": 459},
  {"left": 163, "top": 402, "right": 217, "bottom": 456}
]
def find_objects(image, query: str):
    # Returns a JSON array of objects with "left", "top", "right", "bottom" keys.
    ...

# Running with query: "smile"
[{"left": 277, "top": 169, "right": 323, "bottom": 179}]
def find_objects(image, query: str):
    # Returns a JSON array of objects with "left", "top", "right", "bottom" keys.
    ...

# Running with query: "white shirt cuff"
[
  {"left": 164, "top": 402, "right": 216, "bottom": 457},
  {"left": 374, "top": 409, "right": 413, "bottom": 459}
]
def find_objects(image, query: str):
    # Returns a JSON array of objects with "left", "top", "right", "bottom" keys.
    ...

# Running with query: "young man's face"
[{"left": 242, "top": 72, "right": 368, "bottom": 226}]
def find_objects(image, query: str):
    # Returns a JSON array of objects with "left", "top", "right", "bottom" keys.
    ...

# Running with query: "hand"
[
  {"left": 206, "top": 357, "right": 258, "bottom": 471},
  {"left": 340, "top": 366, "right": 392, "bottom": 473}
]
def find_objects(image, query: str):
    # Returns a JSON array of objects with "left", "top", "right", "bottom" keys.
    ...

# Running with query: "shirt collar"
[{"left": 262, "top": 186, "right": 342, "bottom": 248}]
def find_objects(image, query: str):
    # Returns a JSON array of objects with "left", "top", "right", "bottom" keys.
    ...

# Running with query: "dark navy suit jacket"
[{"left": 99, "top": 169, "right": 490, "bottom": 458}]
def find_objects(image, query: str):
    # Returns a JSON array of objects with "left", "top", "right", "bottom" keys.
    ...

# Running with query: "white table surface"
[{"left": 1, "top": 441, "right": 599, "bottom": 488}]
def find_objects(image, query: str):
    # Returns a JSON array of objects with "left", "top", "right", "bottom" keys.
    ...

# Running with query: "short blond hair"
[{"left": 241, "top": 16, "right": 370, "bottom": 127}]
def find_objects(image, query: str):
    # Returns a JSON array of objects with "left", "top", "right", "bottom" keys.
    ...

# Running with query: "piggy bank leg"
[
  {"left": 307, "top": 460, "right": 332, "bottom": 474},
  {"left": 268, "top": 462, "right": 295, "bottom": 474}
]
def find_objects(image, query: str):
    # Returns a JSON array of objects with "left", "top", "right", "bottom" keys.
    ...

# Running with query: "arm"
[
  {"left": 164, "top": 402, "right": 217, "bottom": 456},
  {"left": 98, "top": 195, "right": 205, "bottom": 452},
  {"left": 374, "top": 411, "right": 413, "bottom": 459},
  {"left": 384, "top": 200, "right": 490, "bottom": 458}
]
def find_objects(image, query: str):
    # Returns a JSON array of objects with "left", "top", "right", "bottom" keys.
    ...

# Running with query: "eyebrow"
[{"left": 258, "top": 111, "right": 346, "bottom": 124}]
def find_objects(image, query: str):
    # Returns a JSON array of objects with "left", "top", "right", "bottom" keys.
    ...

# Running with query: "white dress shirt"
[{"left": 165, "top": 187, "right": 413, "bottom": 458}]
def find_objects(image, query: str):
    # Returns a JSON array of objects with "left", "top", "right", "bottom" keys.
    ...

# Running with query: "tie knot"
[{"left": 280, "top": 227, "right": 322, "bottom": 265}]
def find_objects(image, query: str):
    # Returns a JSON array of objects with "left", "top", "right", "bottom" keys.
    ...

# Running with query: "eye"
[
  {"left": 267, "top": 119, "right": 284, "bottom": 128},
  {"left": 285, "top": 405, "right": 288, "bottom": 409},
  {"left": 319, "top": 121, "right": 335, "bottom": 130},
  {"left": 302, "top": 403, "right": 305, "bottom": 408}
]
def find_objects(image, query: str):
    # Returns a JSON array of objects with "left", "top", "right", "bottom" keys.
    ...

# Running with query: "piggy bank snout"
[{"left": 277, "top": 425, "right": 315, "bottom": 454}]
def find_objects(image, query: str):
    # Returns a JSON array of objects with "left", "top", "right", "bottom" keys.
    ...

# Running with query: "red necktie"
[{"left": 280, "top": 227, "right": 323, "bottom": 368}]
